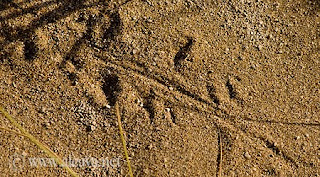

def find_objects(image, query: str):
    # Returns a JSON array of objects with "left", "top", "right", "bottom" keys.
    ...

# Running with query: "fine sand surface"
[{"left": 0, "top": 0, "right": 319, "bottom": 176}]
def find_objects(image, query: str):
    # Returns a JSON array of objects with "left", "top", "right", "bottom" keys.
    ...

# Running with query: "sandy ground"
[{"left": 0, "top": 0, "right": 319, "bottom": 176}]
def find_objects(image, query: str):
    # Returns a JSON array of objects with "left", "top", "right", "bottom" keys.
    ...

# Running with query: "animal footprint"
[
  {"left": 207, "top": 74, "right": 247, "bottom": 110},
  {"left": 101, "top": 72, "right": 122, "bottom": 106}
]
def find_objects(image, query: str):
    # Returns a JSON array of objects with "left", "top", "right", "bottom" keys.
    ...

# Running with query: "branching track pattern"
[{"left": 1, "top": 0, "right": 319, "bottom": 175}]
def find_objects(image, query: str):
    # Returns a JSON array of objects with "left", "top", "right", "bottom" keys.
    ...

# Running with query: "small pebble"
[
  {"left": 244, "top": 152, "right": 251, "bottom": 159},
  {"left": 43, "top": 122, "right": 50, "bottom": 128},
  {"left": 225, "top": 48, "right": 230, "bottom": 54},
  {"left": 132, "top": 49, "right": 138, "bottom": 55},
  {"left": 89, "top": 125, "right": 96, "bottom": 131},
  {"left": 22, "top": 152, "right": 28, "bottom": 156},
  {"left": 39, "top": 107, "right": 46, "bottom": 113},
  {"left": 257, "top": 45, "right": 262, "bottom": 51}
]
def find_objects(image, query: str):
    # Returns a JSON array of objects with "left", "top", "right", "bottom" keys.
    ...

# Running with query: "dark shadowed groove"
[
  {"left": 226, "top": 79, "right": 236, "bottom": 99},
  {"left": 174, "top": 37, "right": 193, "bottom": 68},
  {"left": 143, "top": 90, "right": 156, "bottom": 123},
  {"left": 24, "top": 39, "right": 37, "bottom": 61},
  {"left": 102, "top": 73, "right": 121, "bottom": 106}
]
